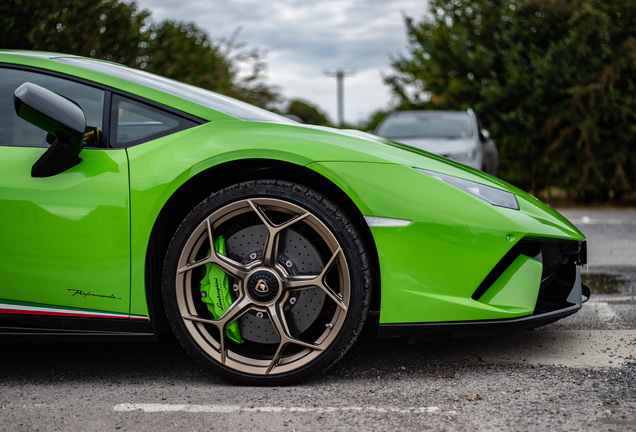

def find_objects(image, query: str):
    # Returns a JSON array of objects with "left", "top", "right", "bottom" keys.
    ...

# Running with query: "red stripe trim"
[
  {"left": 0, "top": 308, "right": 120, "bottom": 319},
  {"left": 0, "top": 303, "right": 150, "bottom": 321}
]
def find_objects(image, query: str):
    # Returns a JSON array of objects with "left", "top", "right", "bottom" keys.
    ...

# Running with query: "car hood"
[
  {"left": 390, "top": 137, "right": 476, "bottom": 156},
  {"left": 208, "top": 122, "right": 509, "bottom": 194},
  {"left": 293, "top": 126, "right": 582, "bottom": 241},
  {"left": 302, "top": 126, "right": 517, "bottom": 193}
]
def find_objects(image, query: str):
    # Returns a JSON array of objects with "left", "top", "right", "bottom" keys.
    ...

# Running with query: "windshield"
[
  {"left": 376, "top": 112, "right": 473, "bottom": 139},
  {"left": 55, "top": 57, "right": 293, "bottom": 123}
]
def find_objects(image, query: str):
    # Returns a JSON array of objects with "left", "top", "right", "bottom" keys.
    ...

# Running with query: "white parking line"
[
  {"left": 578, "top": 217, "right": 636, "bottom": 225},
  {"left": 589, "top": 296, "right": 636, "bottom": 303},
  {"left": 114, "top": 403, "right": 441, "bottom": 414}
]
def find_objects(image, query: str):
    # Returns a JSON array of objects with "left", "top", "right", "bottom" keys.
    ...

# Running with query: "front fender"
[{"left": 307, "top": 161, "right": 584, "bottom": 324}]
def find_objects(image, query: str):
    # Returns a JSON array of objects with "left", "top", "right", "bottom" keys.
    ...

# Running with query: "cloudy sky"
[{"left": 134, "top": 0, "right": 429, "bottom": 124}]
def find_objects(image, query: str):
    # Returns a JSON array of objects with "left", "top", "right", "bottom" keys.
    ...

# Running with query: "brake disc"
[{"left": 225, "top": 224, "right": 326, "bottom": 344}]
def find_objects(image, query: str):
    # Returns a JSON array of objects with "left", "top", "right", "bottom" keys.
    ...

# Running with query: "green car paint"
[
  {"left": 199, "top": 236, "right": 243, "bottom": 344},
  {"left": 477, "top": 255, "right": 542, "bottom": 313},
  {"left": 307, "top": 162, "right": 582, "bottom": 323},
  {"left": 0, "top": 51, "right": 585, "bottom": 330},
  {"left": 124, "top": 125, "right": 581, "bottom": 323},
  {"left": 0, "top": 146, "right": 131, "bottom": 315}
]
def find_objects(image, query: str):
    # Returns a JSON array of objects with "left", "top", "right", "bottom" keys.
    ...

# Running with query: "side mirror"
[
  {"left": 14, "top": 82, "right": 87, "bottom": 177},
  {"left": 479, "top": 129, "right": 490, "bottom": 141}
]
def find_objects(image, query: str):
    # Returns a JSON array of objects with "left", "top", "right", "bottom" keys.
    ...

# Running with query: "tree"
[
  {"left": 0, "top": 0, "right": 149, "bottom": 65},
  {"left": 540, "top": 1, "right": 636, "bottom": 201},
  {"left": 139, "top": 21, "right": 280, "bottom": 108},
  {"left": 140, "top": 20, "right": 235, "bottom": 97},
  {"left": 386, "top": 0, "right": 636, "bottom": 201},
  {"left": 0, "top": 0, "right": 280, "bottom": 109},
  {"left": 285, "top": 99, "right": 332, "bottom": 126}
]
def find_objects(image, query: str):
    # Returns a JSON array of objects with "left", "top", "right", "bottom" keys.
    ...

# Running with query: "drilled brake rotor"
[{"left": 225, "top": 224, "right": 326, "bottom": 344}]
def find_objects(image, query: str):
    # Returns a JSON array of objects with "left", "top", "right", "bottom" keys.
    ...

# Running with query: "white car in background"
[{"left": 374, "top": 109, "right": 499, "bottom": 176}]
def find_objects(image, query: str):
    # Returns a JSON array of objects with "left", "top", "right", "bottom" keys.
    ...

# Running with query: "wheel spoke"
[
  {"left": 177, "top": 244, "right": 248, "bottom": 280},
  {"left": 217, "top": 296, "right": 253, "bottom": 363},
  {"left": 207, "top": 217, "right": 252, "bottom": 280},
  {"left": 210, "top": 253, "right": 251, "bottom": 281},
  {"left": 205, "top": 218, "right": 215, "bottom": 253},
  {"left": 283, "top": 274, "right": 320, "bottom": 291},
  {"left": 266, "top": 342, "right": 287, "bottom": 375},
  {"left": 314, "top": 247, "right": 348, "bottom": 311},
  {"left": 247, "top": 199, "right": 311, "bottom": 231},
  {"left": 261, "top": 231, "right": 280, "bottom": 268},
  {"left": 317, "top": 282, "right": 347, "bottom": 312},
  {"left": 247, "top": 199, "right": 310, "bottom": 267},
  {"left": 265, "top": 303, "right": 324, "bottom": 374},
  {"left": 216, "top": 296, "right": 252, "bottom": 328},
  {"left": 282, "top": 247, "right": 347, "bottom": 311},
  {"left": 177, "top": 256, "right": 212, "bottom": 274},
  {"left": 182, "top": 314, "right": 217, "bottom": 325},
  {"left": 183, "top": 296, "right": 253, "bottom": 364},
  {"left": 179, "top": 217, "right": 251, "bottom": 280}
]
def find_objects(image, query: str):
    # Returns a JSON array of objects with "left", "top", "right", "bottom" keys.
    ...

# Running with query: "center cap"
[{"left": 247, "top": 271, "right": 280, "bottom": 303}]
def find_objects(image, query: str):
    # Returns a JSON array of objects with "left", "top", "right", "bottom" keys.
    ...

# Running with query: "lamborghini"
[{"left": 0, "top": 51, "right": 588, "bottom": 385}]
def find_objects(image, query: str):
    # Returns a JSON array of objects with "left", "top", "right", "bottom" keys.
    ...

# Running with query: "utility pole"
[{"left": 324, "top": 69, "right": 356, "bottom": 127}]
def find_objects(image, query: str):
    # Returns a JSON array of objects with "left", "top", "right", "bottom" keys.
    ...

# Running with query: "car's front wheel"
[{"left": 162, "top": 180, "right": 372, "bottom": 385}]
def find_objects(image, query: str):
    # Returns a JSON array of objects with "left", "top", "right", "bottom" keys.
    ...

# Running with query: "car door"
[{"left": 0, "top": 66, "right": 132, "bottom": 318}]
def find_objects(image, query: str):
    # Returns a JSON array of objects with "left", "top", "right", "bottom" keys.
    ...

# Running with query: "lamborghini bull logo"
[{"left": 255, "top": 279, "right": 269, "bottom": 293}]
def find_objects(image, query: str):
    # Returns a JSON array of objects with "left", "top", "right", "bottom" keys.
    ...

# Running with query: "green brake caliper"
[{"left": 200, "top": 235, "right": 244, "bottom": 344}]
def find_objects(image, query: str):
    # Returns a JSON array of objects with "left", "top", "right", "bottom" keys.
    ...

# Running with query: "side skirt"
[{"left": 0, "top": 314, "right": 156, "bottom": 342}]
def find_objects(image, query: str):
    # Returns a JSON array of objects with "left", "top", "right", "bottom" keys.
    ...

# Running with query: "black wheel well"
[{"left": 145, "top": 159, "right": 381, "bottom": 335}]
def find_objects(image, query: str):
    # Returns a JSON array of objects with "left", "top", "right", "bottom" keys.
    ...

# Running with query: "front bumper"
[{"left": 378, "top": 239, "right": 589, "bottom": 339}]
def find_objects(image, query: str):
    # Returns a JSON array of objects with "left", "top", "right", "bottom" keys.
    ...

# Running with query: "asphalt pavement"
[{"left": 0, "top": 207, "right": 634, "bottom": 431}]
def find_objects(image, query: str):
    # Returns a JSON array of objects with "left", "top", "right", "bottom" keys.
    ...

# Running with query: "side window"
[
  {"left": 110, "top": 94, "right": 197, "bottom": 148},
  {"left": 0, "top": 67, "right": 104, "bottom": 147}
]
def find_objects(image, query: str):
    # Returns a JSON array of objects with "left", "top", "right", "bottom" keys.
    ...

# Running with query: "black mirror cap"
[{"left": 14, "top": 82, "right": 86, "bottom": 147}]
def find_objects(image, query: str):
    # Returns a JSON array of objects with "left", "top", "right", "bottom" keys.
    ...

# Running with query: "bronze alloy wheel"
[{"left": 163, "top": 180, "right": 371, "bottom": 385}]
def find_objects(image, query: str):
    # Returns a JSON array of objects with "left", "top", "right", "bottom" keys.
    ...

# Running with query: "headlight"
[{"left": 416, "top": 168, "right": 519, "bottom": 210}]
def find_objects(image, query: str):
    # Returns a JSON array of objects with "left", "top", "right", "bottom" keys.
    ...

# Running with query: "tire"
[{"left": 162, "top": 180, "right": 372, "bottom": 385}]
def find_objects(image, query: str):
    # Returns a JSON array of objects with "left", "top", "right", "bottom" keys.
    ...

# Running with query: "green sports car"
[{"left": 0, "top": 51, "right": 588, "bottom": 385}]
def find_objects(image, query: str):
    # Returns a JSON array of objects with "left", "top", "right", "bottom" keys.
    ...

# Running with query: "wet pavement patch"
[{"left": 583, "top": 272, "right": 628, "bottom": 294}]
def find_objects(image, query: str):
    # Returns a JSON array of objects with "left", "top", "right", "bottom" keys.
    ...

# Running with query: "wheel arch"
[{"left": 145, "top": 158, "right": 382, "bottom": 335}]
